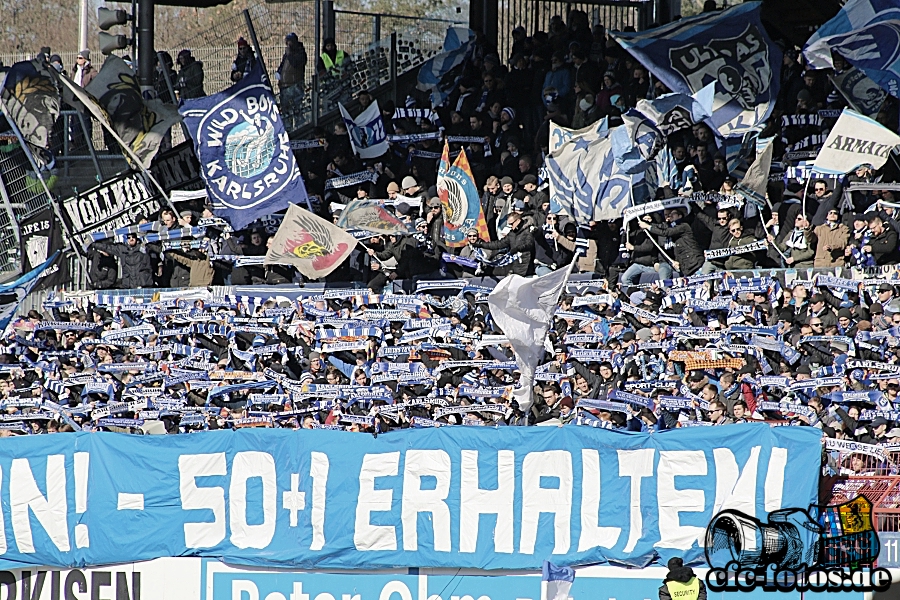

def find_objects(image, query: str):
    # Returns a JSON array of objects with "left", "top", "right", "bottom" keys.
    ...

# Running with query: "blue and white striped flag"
[
  {"left": 542, "top": 561, "right": 575, "bottom": 600},
  {"left": 804, "top": 0, "right": 900, "bottom": 97},
  {"left": 416, "top": 28, "right": 475, "bottom": 107}
]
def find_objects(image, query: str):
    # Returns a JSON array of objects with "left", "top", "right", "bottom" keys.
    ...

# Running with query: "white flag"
[
  {"left": 339, "top": 100, "right": 389, "bottom": 159},
  {"left": 812, "top": 109, "right": 900, "bottom": 175},
  {"left": 488, "top": 264, "right": 572, "bottom": 411}
]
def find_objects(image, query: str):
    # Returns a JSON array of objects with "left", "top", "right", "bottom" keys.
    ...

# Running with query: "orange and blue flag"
[{"left": 437, "top": 142, "right": 489, "bottom": 248}]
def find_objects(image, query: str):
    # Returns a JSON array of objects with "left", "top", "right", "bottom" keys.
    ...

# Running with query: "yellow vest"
[
  {"left": 665, "top": 577, "right": 700, "bottom": 600},
  {"left": 320, "top": 50, "right": 346, "bottom": 74}
]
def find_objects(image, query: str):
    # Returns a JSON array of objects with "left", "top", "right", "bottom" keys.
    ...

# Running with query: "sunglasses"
[{"left": 730, "top": 227, "right": 742, "bottom": 233}]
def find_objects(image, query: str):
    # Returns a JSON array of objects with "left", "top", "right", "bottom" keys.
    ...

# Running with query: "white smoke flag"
[
  {"left": 813, "top": 109, "right": 900, "bottom": 175},
  {"left": 487, "top": 263, "right": 574, "bottom": 411}
]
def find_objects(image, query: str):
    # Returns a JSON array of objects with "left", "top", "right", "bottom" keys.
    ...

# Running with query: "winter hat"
[
  {"left": 237, "top": 37, "right": 249, "bottom": 47},
  {"left": 78, "top": 49, "right": 91, "bottom": 60},
  {"left": 386, "top": 181, "right": 400, "bottom": 193},
  {"left": 501, "top": 107, "right": 516, "bottom": 121},
  {"left": 401, "top": 176, "right": 418, "bottom": 190}
]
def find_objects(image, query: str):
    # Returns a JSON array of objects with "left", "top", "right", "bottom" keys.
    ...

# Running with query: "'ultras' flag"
[
  {"left": 812, "top": 109, "right": 900, "bottom": 175},
  {"left": 180, "top": 63, "right": 308, "bottom": 230},
  {"left": 339, "top": 101, "right": 388, "bottom": 159},
  {"left": 0, "top": 59, "right": 60, "bottom": 166},
  {"left": 436, "top": 143, "right": 489, "bottom": 248},
  {"left": 336, "top": 198, "right": 409, "bottom": 235},
  {"left": 85, "top": 56, "right": 182, "bottom": 168},
  {"left": 611, "top": 2, "right": 781, "bottom": 138},
  {"left": 265, "top": 204, "right": 356, "bottom": 279}
]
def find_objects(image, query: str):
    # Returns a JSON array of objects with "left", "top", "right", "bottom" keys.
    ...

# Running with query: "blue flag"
[
  {"left": 416, "top": 27, "right": 475, "bottom": 107},
  {"left": 179, "top": 63, "right": 308, "bottom": 230},
  {"left": 804, "top": 0, "right": 900, "bottom": 98},
  {"left": 612, "top": 2, "right": 781, "bottom": 138},
  {"left": 0, "top": 251, "right": 60, "bottom": 334}
]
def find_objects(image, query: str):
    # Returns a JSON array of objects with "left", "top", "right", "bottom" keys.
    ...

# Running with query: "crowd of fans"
[{"left": 5, "top": 5, "right": 900, "bottom": 484}]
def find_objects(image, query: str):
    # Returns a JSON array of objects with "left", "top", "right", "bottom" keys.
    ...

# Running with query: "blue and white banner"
[
  {"left": 804, "top": 0, "right": 900, "bottom": 97},
  {"left": 634, "top": 86, "right": 713, "bottom": 138},
  {"left": 0, "top": 425, "right": 820, "bottom": 571},
  {"left": 611, "top": 2, "right": 781, "bottom": 138},
  {"left": 340, "top": 101, "right": 389, "bottom": 159},
  {"left": 179, "top": 63, "right": 308, "bottom": 230}
]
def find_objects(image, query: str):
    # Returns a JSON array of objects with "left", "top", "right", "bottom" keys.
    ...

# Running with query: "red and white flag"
[{"left": 265, "top": 204, "right": 356, "bottom": 278}]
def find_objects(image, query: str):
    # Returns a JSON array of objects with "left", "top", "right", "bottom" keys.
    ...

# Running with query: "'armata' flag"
[
  {"left": 180, "top": 63, "right": 308, "bottom": 231},
  {"left": 436, "top": 143, "right": 489, "bottom": 248},
  {"left": 336, "top": 198, "right": 409, "bottom": 236},
  {"left": 19, "top": 208, "right": 69, "bottom": 290},
  {"left": 339, "top": 101, "right": 388, "bottom": 159},
  {"left": 812, "top": 108, "right": 900, "bottom": 175},
  {"left": 265, "top": 204, "right": 356, "bottom": 279},
  {"left": 804, "top": 0, "right": 900, "bottom": 97},
  {"left": 0, "top": 251, "right": 59, "bottom": 335},
  {"left": 84, "top": 56, "right": 181, "bottom": 168},
  {"left": 612, "top": 2, "right": 781, "bottom": 138},
  {"left": 0, "top": 59, "right": 60, "bottom": 167}
]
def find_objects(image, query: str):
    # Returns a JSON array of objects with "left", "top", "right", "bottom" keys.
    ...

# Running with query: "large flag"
[
  {"left": 336, "top": 198, "right": 409, "bottom": 235},
  {"left": 612, "top": 2, "right": 781, "bottom": 138},
  {"left": 19, "top": 208, "right": 69, "bottom": 290},
  {"left": 417, "top": 27, "right": 475, "bottom": 107},
  {"left": 437, "top": 143, "right": 490, "bottom": 248},
  {"left": 734, "top": 137, "right": 775, "bottom": 207},
  {"left": 339, "top": 100, "right": 388, "bottom": 159},
  {"left": 0, "top": 59, "right": 60, "bottom": 166},
  {"left": 180, "top": 63, "right": 308, "bottom": 231},
  {"left": 804, "top": 0, "right": 900, "bottom": 97},
  {"left": 487, "top": 263, "right": 572, "bottom": 411},
  {"left": 0, "top": 251, "right": 60, "bottom": 334},
  {"left": 541, "top": 561, "right": 575, "bottom": 600},
  {"left": 546, "top": 125, "right": 632, "bottom": 225},
  {"left": 84, "top": 56, "right": 181, "bottom": 168},
  {"left": 812, "top": 108, "right": 900, "bottom": 175},
  {"left": 265, "top": 204, "right": 356, "bottom": 279}
]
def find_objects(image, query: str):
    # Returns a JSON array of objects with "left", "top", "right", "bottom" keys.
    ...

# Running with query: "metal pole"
[
  {"left": 75, "top": 111, "right": 104, "bottom": 181},
  {"left": 156, "top": 51, "right": 192, "bottom": 142},
  {"left": 313, "top": 0, "right": 321, "bottom": 126},
  {"left": 243, "top": 9, "right": 272, "bottom": 86},
  {"left": 390, "top": 32, "right": 398, "bottom": 106},
  {"left": 0, "top": 108, "right": 90, "bottom": 280},
  {"left": 137, "top": 0, "right": 155, "bottom": 91},
  {"left": 373, "top": 15, "right": 381, "bottom": 47},
  {"left": 78, "top": 0, "right": 90, "bottom": 53}
]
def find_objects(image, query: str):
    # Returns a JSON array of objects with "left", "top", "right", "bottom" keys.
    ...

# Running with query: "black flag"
[{"left": 19, "top": 209, "right": 69, "bottom": 290}]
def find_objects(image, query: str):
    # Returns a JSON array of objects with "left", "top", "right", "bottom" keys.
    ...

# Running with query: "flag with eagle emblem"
[
  {"left": 437, "top": 142, "right": 489, "bottom": 248},
  {"left": 0, "top": 59, "right": 61, "bottom": 167},
  {"left": 337, "top": 198, "right": 409, "bottom": 235},
  {"left": 265, "top": 204, "right": 357, "bottom": 278},
  {"left": 84, "top": 55, "right": 181, "bottom": 168}
]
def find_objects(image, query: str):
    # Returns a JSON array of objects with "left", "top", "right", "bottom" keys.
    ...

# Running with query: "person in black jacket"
[
  {"left": 90, "top": 233, "right": 154, "bottom": 289},
  {"left": 622, "top": 215, "right": 665, "bottom": 285},
  {"left": 88, "top": 246, "right": 117, "bottom": 290},
  {"left": 470, "top": 211, "right": 535, "bottom": 276},
  {"left": 639, "top": 207, "right": 703, "bottom": 276}
]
